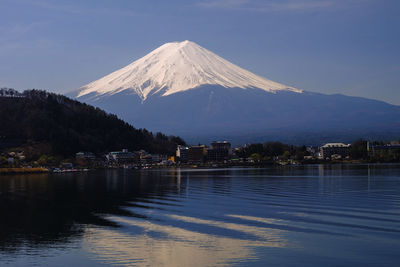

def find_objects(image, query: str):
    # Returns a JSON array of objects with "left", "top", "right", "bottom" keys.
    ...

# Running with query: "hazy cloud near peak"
[
  {"left": 197, "top": 0, "right": 374, "bottom": 12},
  {"left": 199, "top": 0, "right": 250, "bottom": 8}
]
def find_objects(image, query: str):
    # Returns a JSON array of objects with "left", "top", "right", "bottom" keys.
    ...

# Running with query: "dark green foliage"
[
  {"left": 0, "top": 88, "right": 20, "bottom": 97},
  {"left": 0, "top": 89, "right": 185, "bottom": 156},
  {"left": 0, "top": 156, "right": 8, "bottom": 167},
  {"left": 236, "top": 142, "right": 309, "bottom": 160},
  {"left": 349, "top": 139, "right": 368, "bottom": 160}
]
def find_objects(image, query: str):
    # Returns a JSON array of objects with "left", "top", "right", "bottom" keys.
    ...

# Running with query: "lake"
[{"left": 1, "top": 165, "right": 400, "bottom": 266}]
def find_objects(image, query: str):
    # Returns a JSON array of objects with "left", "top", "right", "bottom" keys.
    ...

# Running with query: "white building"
[{"left": 320, "top": 143, "right": 350, "bottom": 159}]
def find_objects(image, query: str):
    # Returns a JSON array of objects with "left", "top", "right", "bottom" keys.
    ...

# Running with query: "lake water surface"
[{"left": 1, "top": 165, "right": 400, "bottom": 266}]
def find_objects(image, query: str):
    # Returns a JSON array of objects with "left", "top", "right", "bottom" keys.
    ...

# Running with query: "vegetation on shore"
[
  {"left": 0, "top": 88, "right": 186, "bottom": 167},
  {"left": 1, "top": 88, "right": 398, "bottom": 170},
  {"left": 235, "top": 139, "right": 400, "bottom": 164}
]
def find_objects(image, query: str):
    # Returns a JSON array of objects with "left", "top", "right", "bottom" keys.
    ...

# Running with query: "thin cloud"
[
  {"left": 197, "top": 0, "right": 373, "bottom": 12},
  {"left": 0, "top": 22, "right": 46, "bottom": 43},
  {"left": 11, "top": 0, "right": 141, "bottom": 17},
  {"left": 199, "top": 0, "right": 251, "bottom": 8}
]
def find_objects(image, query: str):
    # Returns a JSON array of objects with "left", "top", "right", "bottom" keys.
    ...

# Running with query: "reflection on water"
[
  {"left": 85, "top": 214, "right": 286, "bottom": 267},
  {"left": 1, "top": 165, "right": 400, "bottom": 266}
]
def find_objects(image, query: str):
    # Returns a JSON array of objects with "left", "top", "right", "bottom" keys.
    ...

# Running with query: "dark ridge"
[{"left": 0, "top": 88, "right": 186, "bottom": 156}]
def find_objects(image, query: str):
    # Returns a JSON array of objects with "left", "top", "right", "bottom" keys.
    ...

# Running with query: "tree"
[
  {"left": 0, "top": 156, "right": 9, "bottom": 167},
  {"left": 349, "top": 139, "right": 368, "bottom": 159},
  {"left": 282, "top": 151, "right": 291, "bottom": 160},
  {"left": 250, "top": 153, "right": 261, "bottom": 162}
]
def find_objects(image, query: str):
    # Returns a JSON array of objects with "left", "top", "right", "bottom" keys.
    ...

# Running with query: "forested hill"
[{"left": 0, "top": 88, "right": 185, "bottom": 156}]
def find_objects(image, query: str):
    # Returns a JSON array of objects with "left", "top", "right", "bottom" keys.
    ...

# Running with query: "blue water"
[{"left": 1, "top": 164, "right": 400, "bottom": 266}]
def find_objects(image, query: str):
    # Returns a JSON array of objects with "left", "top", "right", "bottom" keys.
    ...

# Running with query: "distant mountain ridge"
[{"left": 71, "top": 41, "right": 400, "bottom": 144}]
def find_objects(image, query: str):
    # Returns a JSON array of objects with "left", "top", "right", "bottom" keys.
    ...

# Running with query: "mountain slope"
[
  {"left": 0, "top": 89, "right": 185, "bottom": 156},
  {"left": 77, "top": 85, "right": 400, "bottom": 144},
  {"left": 71, "top": 41, "right": 400, "bottom": 144},
  {"left": 76, "top": 40, "right": 300, "bottom": 101}
]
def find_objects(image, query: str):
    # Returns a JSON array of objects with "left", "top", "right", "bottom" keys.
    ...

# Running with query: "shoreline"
[
  {"left": 0, "top": 167, "right": 49, "bottom": 175},
  {"left": 2, "top": 161, "right": 399, "bottom": 175}
]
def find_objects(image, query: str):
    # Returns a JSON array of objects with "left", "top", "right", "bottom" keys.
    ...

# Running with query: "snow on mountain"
[
  {"left": 71, "top": 41, "right": 400, "bottom": 144},
  {"left": 77, "top": 40, "right": 301, "bottom": 101}
]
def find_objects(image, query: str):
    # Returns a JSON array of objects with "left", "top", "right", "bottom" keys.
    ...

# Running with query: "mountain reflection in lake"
[{"left": 1, "top": 165, "right": 400, "bottom": 266}]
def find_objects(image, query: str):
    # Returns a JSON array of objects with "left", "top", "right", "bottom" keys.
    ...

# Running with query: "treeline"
[
  {"left": 350, "top": 139, "right": 400, "bottom": 162},
  {"left": 236, "top": 139, "right": 400, "bottom": 163},
  {"left": 0, "top": 87, "right": 22, "bottom": 97},
  {"left": 235, "top": 142, "right": 309, "bottom": 161},
  {"left": 0, "top": 88, "right": 185, "bottom": 158}
]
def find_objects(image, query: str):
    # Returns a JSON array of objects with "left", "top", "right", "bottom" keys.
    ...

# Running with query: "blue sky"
[{"left": 1, "top": 0, "right": 399, "bottom": 104}]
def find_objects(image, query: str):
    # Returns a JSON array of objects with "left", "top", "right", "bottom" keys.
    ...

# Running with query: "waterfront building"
[
  {"left": 188, "top": 145, "right": 207, "bottom": 163},
  {"left": 76, "top": 152, "right": 95, "bottom": 160},
  {"left": 320, "top": 143, "right": 350, "bottom": 159},
  {"left": 176, "top": 145, "right": 189, "bottom": 163},
  {"left": 140, "top": 154, "right": 153, "bottom": 165},
  {"left": 207, "top": 141, "right": 232, "bottom": 162},
  {"left": 151, "top": 154, "right": 168, "bottom": 163},
  {"left": 106, "top": 149, "right": 134, "bottom": 164},
  {"left": 306, "top": 146, "right": 319, "bottom": 157}
]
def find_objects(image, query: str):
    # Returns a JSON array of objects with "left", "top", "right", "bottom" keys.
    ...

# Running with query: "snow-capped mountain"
[
  {"left": 72, "top": 41, "right": 400, "bottom": 144},
  {"left": 77, "top": 40, "right": 301, "bottom": 101}
]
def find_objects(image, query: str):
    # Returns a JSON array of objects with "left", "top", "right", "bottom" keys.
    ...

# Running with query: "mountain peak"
[
  {"left": 175, "top": 40, "right": 192, "bottom": 45},
  {"left": 77, "top": 41, "right": 302, "bottom": 101},
  {"left": 163, "top": 40, "right": 195, "bottom": 47}
]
